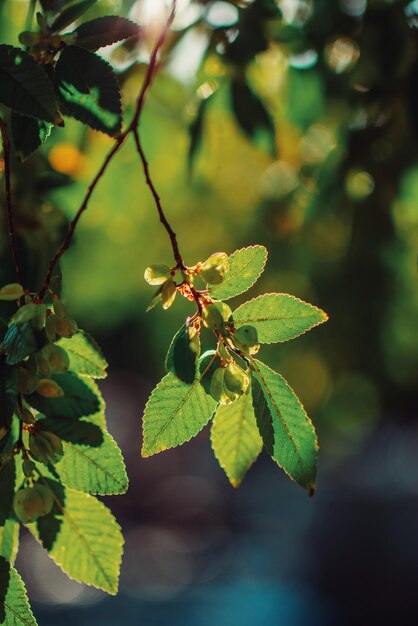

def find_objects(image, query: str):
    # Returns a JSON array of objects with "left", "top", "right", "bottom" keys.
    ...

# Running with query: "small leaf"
[
  {"left": 233, "top": 293, "right": 328, "bottom": 343},
  {"left": 57, "top": 331, "right": 108, "bottom": 379},
  {"left": 0, "top": 284, "right": 24, "bottom": 301},
  {"left": 211, "top": 388, "right": 263, "bottom": 487},
  {"left": 55, "top": 45, "right": 122, "bottom": 136},
  {"left": 210, "top": 245, "right": 268, "bottom": 300},
  {"left": 30, "top": 480, "right": 123, "bottom": 595},
  {"left": 0, "top": 44, "right": 60, "bottom": 123},
  {"left": 144, "top": 264, "right": 171, "bottom": 286},
  {"left": 74, "top": 16, "right": 140, "bottom": 50},
  {"left": 27, "top": 373, "right": 100, "bottom": 419},
  {"left": 142, "top": 353, "right": 218, "bottom": 457},
  {"left": 0, "top": 519, "right": 19, "bottom": 564},
  {"left": 165, "top": 324, "right": 200, "bottom": 384},
  {"left": 161, "top": 278, "right": 177, "bottom": 310},
  {"left": 11, "top": 113, "right": 52, "bottom": 161},
  {"left": 0, "top": 557, "right": 38, "bottom": 625},
  {"left": 50, "top": 0, "right": 97, "bottom": 32},
  {"left": 231, "top": 79, "right": 276, "bottom": 154},
  {"left": 251, "top": 358, "right": 318, "bottom": 493}
]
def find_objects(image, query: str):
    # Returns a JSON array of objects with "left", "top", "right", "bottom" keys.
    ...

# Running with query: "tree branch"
[
  {"left": 38, "top": 1, "right": 177, "bottom": 299},
  {"left": 0, "top": 117, "right": 24, "bottom": 287}
]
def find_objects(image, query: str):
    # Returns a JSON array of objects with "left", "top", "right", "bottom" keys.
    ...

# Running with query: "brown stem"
[
  {"left": 0, "top": 117, "right": 24, "bottom": 287},
  {"left": 38, "top": 1, "right": 177, "bottom": 300}
]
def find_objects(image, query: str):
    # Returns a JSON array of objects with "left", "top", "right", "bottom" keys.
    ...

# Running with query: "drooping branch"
[
  {"left": 38, "top": 1, "right": 178, "bottom": 299},
  {"left": 0, "top": 117, "right": 24, "bottom": 287}
]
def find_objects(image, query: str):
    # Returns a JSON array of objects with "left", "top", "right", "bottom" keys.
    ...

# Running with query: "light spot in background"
[
  {"left": 260, "top": 160, "right": 299, "bottom": 200},
  {"left": 325, "top": 37, "right": 360, "bottom": 74},
  {"left": 204, "top": 2, "right": 239, "bottom": 28},
  {"left": 48, "top": 142, "right": 84, "bottom": 176},
  {"left": 167, "top": 29, "right": 210, "bottom": 84},
  {"left": 300, "top": 124, "right": 336, "bottom": 164},
  {"left": 345, "top": 168, "right": 375, "bottom": 199},
  {"left": 339, "top": 0, "right": 367, "bottom": 18},
  {"left": 16, "top": 534, "right": 105, "bottom": 607},
  {"left": 278, "top": 0, "right": 313, "bottom": 27},
  {"left": 288, "top": 49, "right": 318, "bottom": 70}
]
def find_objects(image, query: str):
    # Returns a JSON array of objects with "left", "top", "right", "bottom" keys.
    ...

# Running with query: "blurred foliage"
[{"left": 0, "top": 0, "right": 417, "bottom": 470}]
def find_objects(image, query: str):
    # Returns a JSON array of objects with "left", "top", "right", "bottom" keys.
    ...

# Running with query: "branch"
[
  {"left": 0, "top": 117, "right": 24, "bottom": 287},
  {"left": 38, "top": 1, "right": 177, "bottom": 299}
]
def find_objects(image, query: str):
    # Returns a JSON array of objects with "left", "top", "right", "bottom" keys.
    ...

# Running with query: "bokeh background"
[{"left": 1, "top": 0, "right": 418, "bottom": 624}]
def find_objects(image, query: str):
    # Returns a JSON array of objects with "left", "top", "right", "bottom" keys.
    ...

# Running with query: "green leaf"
[
  {"left": 27, "top": 373, "right": 100, "bottom": 419},
  {"left": 209, "top": 245, "right": 268, "bottom": 300},
  {"left": 142, "top": 354, "right": 218, "bottom": 457},
  {"left": 0, "top": 520, "right": 19, "bottom": 564},
  {"left": 56, "top": 331, "right": 108, "bottom": 379},
  {"left": 11, "top": 113, "right": 52, "bottom": 161},
  {"left": 55, "top": 45, "right": 122, "bottom": 136},
  {"left": 74, "top": 16, "right": 140, "bottom": 50},
  {"left": 231, "top": 79, "right": 276, "bottom": 154},
  {"left": 233, "top": 293, "right": 328, "bottom": 343},
  {"left": 251, "top": 359, "right": 318, "bottom": 493},
  {"left": 30, "top": 480, "right": 123, "bottom": 595},
  {"left": 0, "top": 557, "right": 38, "bottom": 625},
  {"left": 0, "top": 45, "right": 60, "bottom": 123},
  {"left": 50, "top": 0, "right": 97, "bottom": 32},
  {"left": 165, "top": 324, "right": 200, "bottom": 384},
  {"left": 211, "top": 387, "right": 263, "bottom": 487}
]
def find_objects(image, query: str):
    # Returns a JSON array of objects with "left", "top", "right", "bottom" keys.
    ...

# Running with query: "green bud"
[
  {"left": 144, "top": 264, "right": 172, "bottom": 286},
  {"left": 201, "top": 303, "right": 225, "bottom": 332},
  {"left": 0, "top": 283, "right": 24, "bottom": 301},
  {"left": 161, "top": 278, "right": 177, "bottom": 310},
  {"left": 29, "top": 431, "right": 64, "bottom": 464},
  {"left": 13, "top": 484, "right": 53, "bottom": 524},
  {"left": 200, "top": 253, "right": 229, "bottom": 285},
  {"left": 43, "top": 344, "right": 70, "bottom": 372},
  {"left": 36, "top": 378, "right": 64, "bottom": 398},
  {"left": 233, "top": 325, "right": 260, "bottom": 355},
  {"left": 22, "top": 459, "right": 36, "bottom": 478},
  {"left": 224, "top": 361, "right": 250, "bottom": 397}
]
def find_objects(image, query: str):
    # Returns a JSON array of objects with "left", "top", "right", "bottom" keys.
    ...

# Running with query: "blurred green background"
[{"left": 1, "top": 1, "right": 418, "bottom": 624}]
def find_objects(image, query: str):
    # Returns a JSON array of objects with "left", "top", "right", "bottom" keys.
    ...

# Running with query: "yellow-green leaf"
[
  {"left": 211, "top": 389, "right": 262, "bottom": 487},
  {"left": 209, "top": 245, "right": 268, "bottom": 300},
  {"left": 0, "top": 557, "right": 38, "bottom": 625},
  {"left": 0, "top": 519, "right": 19, "bottom": 564},
  {"left": 57, "top": 331, "right": 108, "bottom": 379}
]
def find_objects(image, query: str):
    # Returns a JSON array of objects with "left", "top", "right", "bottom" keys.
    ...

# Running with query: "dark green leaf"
[
  {"left": 55, "top": 45, "right": 122, "bottom": 136},
  {"left": 0, "top": 45, "right": 60, "bottom": 123},
  {"left": 231, "top": 79, "right": 276, "bottom": 154},
  {"left": 11, "top": 112, "right": 52, "bottom": 161},
  {"left": 27, "top": 373, "right": 100, "bottom": 418},
  {"left": 74, "top": 16, "right": 140, "bottom": 50},
  {"left": 50, "top": 0, "right": 97, "bottom": 32},
  {"left": 165, "top": 324, "right": 200, "bottom": 384},
  {"left": 3, "top": 323, "right": 46, "bottom": 365},
  {"left": 56, "top": 331, "right": 108, "bottom": 378},
  {"left": 0, "top": 557, "right": 38, "bottom": 625}
]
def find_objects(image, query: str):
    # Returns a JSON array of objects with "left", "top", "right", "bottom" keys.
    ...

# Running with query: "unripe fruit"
[
  {"left": 144, "top": 264, "right": 171, "bottom": 286},
  {"left": 29, "top": 431, "right": 64, "bottom": 464},
  {"left": 18, "top": 367, "right": 39, "bottom": 395},
  {"left": 224, "top": 362, "right": 250, "bottom": 397},
  {"left": 200, "top": 253, "right": 229, "bottom": 285},
  {"left": 55, "top": 316, "right": 78, "bottom": 338},
  {"left": 45, "top": 315, "right": 57, "bottom": 342},
  {"left": 201, "top": 304, "right": 225, "bottom": 332},
  {"left": 0, "top": 283, "right": 24, "bottom": 301},
  {"left": 13, "top": 484, "right": 54, "bottom": 524},
  {"left": 210, "top": 367, "right": 227, "bottom": 403},
  {"left": 233, "top": 325, "right": 260, "bottom": 355},
  {"left": 161, "top": 278, "right": 177, "bottom": 310},
  {"left": 36, "top": 378, "right": 64, "bottom": 398},
  {"left": 43, "top": 344, "right": 70, "bottom": 372},
  {"left": 22, "top": 459, "right": 36, "bottom": 478}
]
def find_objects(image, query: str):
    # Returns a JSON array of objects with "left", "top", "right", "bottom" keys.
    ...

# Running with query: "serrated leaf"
[
  {"left": 231, "top": 79, "right": 276, "bottom": 154},
  {"left": 56, "top": 331, "right": 108, "bottom": 379},
  {"left": 142, "top": 354, "right": 218, "bottom": 457},
  {"left": 11, "top": 113, "right": 52, "bottom": 161},
  {"left": 0, "top": 557, "right": 38, "bottom": 625},
  {"left": 50, "top": 0, "right": 97, "bottom": 32},
  {"left": 29, "top": 479, "right": 123, "bottom": 595},
  {"left": 251, "top": 359, "right": 318, "bottom": 493},
  {"left": 233, "top": 293, "right": 328, "bottom": 343},
  {"left": 41, "top": 414, "right": 128, "bottom": 495},
  {"left": 55, "top": 45, "right": 122, "bottom": 136},
  {"left": 0, "top": 520, "right": 19, "bottom": 564},
  {"left": 74, "top": 16, "right": 140, "bottom": 50},
  {"left": 165, "top": 324, "right": 200, "bottom": 384},
  {"left": 209, "top": 245, "right": 268, "bottom": 300},
  {"left": 211, "top": 388, "right": 262, "bottom": 487},
  {"left": 0, "top": 45, "right": 60, "bottom": 123},
  {"left": 27, "top": 373, "right": 100, "bottom": 419}
]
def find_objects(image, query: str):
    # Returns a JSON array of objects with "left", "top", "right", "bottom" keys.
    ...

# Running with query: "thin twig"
[
  {"left": 38, "top": 1, "right": 177, "bottom": 299},
  {"left": 0, "top": 117, "right": 24, "bottom": 286}
]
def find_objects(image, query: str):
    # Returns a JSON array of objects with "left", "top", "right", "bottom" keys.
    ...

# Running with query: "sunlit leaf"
[
  {"left": 57, "top": 331, "right": 108, "bottom": 379},
  {"left": 233, "top": 293, "right": 328, "bottom": 343},
  {"left": 209, "top": 245, "right": 268, "bottom": 300},
  {"left": 251, "top": 359, "right": 318, "bottom": 493},
  {"left": 27, "top": 373, "right": 100, "bottom": 419},
  {"left": 0, "top": 519, "right": 19, "bottom": 564}
]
